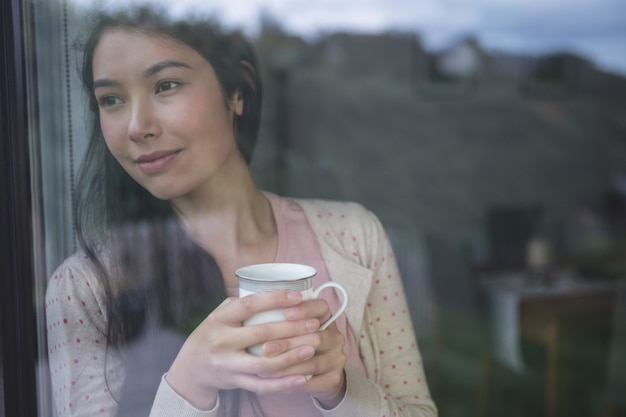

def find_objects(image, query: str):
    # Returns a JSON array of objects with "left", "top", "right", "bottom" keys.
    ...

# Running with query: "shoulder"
[
  {"left": 294, "top": 198, "right": 379, "bottom": 231},
  {"left": 294, "top": 197, "right": 388, "bottom": 267},
  {"left": 45, "top": 252, "right": 108, "bottom": 307}
]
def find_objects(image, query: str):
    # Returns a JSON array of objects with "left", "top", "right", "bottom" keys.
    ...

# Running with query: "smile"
[{"left": 135, "top": 150, "right": 180, "bottom": 174}]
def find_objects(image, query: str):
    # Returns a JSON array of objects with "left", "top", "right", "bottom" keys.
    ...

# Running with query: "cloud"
[{"left": 70, "top": 0, "right": 626, "bottom": 74}]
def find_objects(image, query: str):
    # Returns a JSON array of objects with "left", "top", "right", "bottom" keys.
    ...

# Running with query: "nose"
[{"left": 128, "top": 98, "right": 161, "bottom": 142}]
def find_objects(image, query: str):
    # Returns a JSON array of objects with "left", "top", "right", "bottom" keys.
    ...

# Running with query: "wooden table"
[{"left": 480, "top": 272, "right": 616, "bottom": 417}]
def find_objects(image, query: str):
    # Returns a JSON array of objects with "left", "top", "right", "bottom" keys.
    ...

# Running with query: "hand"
[
  {"left": 256, "top": 298, "right": 347, "bottom": 408},
  {"left": 165, "top": 290, "right": 321, "bottom": 410}
]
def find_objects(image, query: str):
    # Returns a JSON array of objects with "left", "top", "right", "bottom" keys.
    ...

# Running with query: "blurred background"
[{"left": 17, "top": 0, "right": 626, "bottom": 416}]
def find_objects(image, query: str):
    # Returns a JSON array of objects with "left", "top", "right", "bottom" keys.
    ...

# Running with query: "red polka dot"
[
  {"left": 76, "top": 338, "right": 81, "bottom": 343},
  {"left": 403, "top": 380, "right": 408, "bottom": 385},
  {"left": 63, "top": 318, "right": 68, "bottom": 324},
  {"left": 67, "top": 296, "right": 71, "bottom": 301}
]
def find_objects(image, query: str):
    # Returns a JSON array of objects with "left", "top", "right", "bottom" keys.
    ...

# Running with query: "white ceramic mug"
[{"left": 236, "top": 263, "right": 349, "bottom": 356}]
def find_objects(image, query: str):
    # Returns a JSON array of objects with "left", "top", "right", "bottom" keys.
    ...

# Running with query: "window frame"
[{"left": 0, "top": 0, "right": 39, "bottom": 415}]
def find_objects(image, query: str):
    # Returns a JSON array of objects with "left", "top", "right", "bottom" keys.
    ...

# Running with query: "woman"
[{"left": 46, "top": 6, "right": 437, "bottom": 417}]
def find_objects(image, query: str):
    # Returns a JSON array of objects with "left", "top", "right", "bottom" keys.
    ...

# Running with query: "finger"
[
  {"left": 265, "top": 348, "right": 345, "bottom": 380},
  {"left": 262, "top": 322, "right": 341, "bottom": 358},
  {"left": 262, "top": 332, "right": 322, "bottom": 358},
  {"left": 212, "top": 290, "right": 303, "bottom": 324},
  {"left": 283, "top": 298, "right": 330, "bottom": 321},
  {"left": 254, "top": 344, "right": 316, "bottom": 376},
  {"left": 260, "top": 329, "right": 345, "bottom": 377},
  {"left": 229, "top": 371, "right": 309, "bottom": 395},
  {"left": 238, "top": 318, "right": 321, "bottom": 352}
]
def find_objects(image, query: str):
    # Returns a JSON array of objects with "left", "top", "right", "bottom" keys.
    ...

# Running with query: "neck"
[{"left": 170, "top": 163, "right": 277, "bottom": 281}]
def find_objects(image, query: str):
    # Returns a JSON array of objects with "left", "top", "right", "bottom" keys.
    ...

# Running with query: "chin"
[{"left": 144, "top": 186, "right": 183, "bottom": 201}]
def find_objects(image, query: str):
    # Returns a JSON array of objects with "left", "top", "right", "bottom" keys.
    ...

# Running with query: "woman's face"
[{"left": 92, "top": 28, "right": 244, "bottom": 201}]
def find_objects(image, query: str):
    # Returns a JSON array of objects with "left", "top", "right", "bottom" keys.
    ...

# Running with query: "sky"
[{"left": 76, "top": 0, "right": 626, "bottom": 76}]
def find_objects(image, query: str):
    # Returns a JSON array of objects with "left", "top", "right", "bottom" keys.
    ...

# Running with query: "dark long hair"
[{"left": 74, "top": 6, "right": 264, "bottom": 416}]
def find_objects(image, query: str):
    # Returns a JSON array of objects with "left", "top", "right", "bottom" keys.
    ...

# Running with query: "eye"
[
  {"left": 98, "top": 95, "right": 123, "bottom": 108},
  {"left": 156, "top": 80, "right": 180, "bottom": 94}
]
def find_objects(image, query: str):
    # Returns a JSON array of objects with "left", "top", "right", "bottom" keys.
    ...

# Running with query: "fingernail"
[
  {"left": 283, "top": 306, "right": 298, "bottom": 319},
  {"left": 305, "top": 319, "right": 319, "bottom": 331},
  {"left": 299, "top": 346, "right": 315, "bottom": 360},
  {"left": 264, "top": 342, "right": 280, "bottom": 356},
  {"left": 294, "top": 377, "right": 307, "bottom": 387},
  {"left": 287, "top": 291, "right": 302, "bottom": 301}
]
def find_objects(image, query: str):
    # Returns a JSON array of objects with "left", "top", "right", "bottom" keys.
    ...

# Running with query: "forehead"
[{"left": 92, "top": 28, "right": 204, "bottom": 78}]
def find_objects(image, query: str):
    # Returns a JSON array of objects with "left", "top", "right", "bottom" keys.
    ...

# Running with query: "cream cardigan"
[{"left": 46, "top": 198, "right": 437, "bottom": 417}]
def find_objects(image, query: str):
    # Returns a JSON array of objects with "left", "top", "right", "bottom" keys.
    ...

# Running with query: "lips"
[{"left": 135, "top": 150, "right": 180, "bottom": 174}]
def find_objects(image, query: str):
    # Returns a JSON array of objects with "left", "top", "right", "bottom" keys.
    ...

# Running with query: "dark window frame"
[{"left": 1, "top": 0, "right": 38, "bottom": 415}]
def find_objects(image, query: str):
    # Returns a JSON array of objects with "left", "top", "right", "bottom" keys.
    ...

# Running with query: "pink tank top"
[{"left": 226, "top": 192, "right": 366, "bottom": 416}]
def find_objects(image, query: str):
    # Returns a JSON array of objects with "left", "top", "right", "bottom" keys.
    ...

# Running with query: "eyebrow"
[{"left": 93, "top": 60, "right": 193, "bottom": 90}]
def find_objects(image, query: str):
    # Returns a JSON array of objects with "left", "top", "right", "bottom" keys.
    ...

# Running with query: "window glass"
[{"left": 15, "top": 1, "right": 626, "bottom": 416}]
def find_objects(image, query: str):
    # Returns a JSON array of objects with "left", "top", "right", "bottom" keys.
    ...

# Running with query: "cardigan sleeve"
[
  {"left": 46, "top": 254, "right": 125, "bottom": 417},
  {"left": 47, "top": 254, "right": 220, "bottom": 417},
  {"left": 357, "top": 209, "right": 436, "bottom": 416},
  {"left": 304, "top": 201, "right": 438, "bottom": 417}
]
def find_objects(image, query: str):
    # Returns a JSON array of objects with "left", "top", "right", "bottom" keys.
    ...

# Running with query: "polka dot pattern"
[
  {"left": 300, "top": 199, "right": 436, "bottom": 416},
  {"left": 46, "top": 200, "right": 437, "bottom": 416},
  {"left": 46, "top": 253, "right": 124, "bottom": 416}
]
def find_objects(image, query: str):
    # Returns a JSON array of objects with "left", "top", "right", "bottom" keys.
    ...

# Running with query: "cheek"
[{"left": 99, "top": 115, "right": 125, "bottom": 155}]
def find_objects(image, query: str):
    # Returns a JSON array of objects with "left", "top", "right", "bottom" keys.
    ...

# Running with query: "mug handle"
[{"left": 312, "top": 282, "right": 349, "bottom": 331}]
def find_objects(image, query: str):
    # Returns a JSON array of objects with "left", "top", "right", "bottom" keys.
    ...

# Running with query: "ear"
[{"left": 231, "top": 90, "right": 244, "bottom": 117}]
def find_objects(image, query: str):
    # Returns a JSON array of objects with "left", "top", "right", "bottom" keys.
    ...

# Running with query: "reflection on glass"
[
  {"left": 41, "top": 5, "right": 435, "bottom": 417},
  {"left": 21, "top": 1, "right": 625, "bottom": 417}
]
